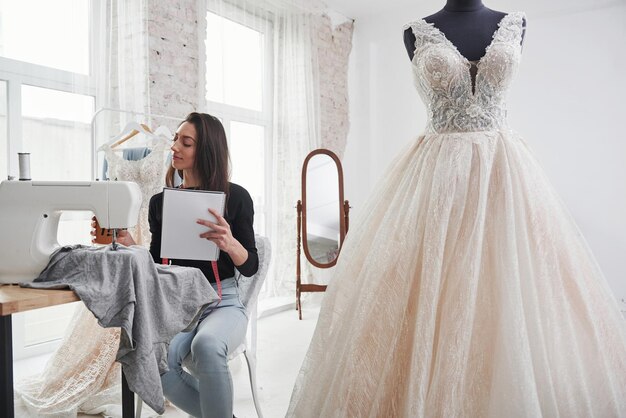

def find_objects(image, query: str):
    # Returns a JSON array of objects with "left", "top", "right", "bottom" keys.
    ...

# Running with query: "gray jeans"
[{"left": 161, "top": 278, "right": 248, "bottom": 418}]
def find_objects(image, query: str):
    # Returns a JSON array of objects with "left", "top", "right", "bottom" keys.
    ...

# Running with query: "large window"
[
  {"left": 22, "top": 86, "right": 94, "bottom": 180},
  {"left": 0, "top": 0, "right": 90, "bottom": 74},
  {"left": 0, "top": 0, "right": 97, "bottom": 359},
  {"left": 206, "top": 12, "right": 264, "bottom": 111},
  {"left": 204, "top": 10, "right": 273, "bottom": 237}
]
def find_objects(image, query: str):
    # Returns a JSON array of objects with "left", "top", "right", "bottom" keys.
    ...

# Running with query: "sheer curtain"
[
  {"left": 0, "top": 0, "right": 114, "bottom": 358},
  {"left": 14, "top": 1, "right": 153, "bottom": 416},
  {"left": 204, "top": 0, "right": 325, "bottom": 298},
  {"left": 93, "top": 0, "right": 151, "bottom": 157}
]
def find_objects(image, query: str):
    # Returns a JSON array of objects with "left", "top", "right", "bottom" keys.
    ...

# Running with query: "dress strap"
[
  {"left": 493, "top": 12, "right": 526, "bottom": 48},
  {"left": 402, "top": 19, "right": 446, "bottom": 60}
]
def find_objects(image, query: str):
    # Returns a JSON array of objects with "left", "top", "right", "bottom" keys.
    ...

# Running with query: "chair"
[
  {"left": 227, "top": 234, "right": 270, "bottom": 418},
  {"left": 182, "top": 234, "right": 270, "bottom": 418}
]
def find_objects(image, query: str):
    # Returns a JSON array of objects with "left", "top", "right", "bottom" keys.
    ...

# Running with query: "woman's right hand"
[
  {"left": 115, "top": 229, "right": 136, "bottom": 247},
  {"left": 91, "top": 216, "right": 136, "bottom": 246}
]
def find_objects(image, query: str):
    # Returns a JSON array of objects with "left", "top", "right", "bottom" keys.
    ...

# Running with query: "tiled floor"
[{"left": 13, "top": 304, "right": 321, "bottom": 418}]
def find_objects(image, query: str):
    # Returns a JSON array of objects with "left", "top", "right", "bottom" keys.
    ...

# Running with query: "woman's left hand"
[
  {"left": 197, "top": 208, "right": 250, "bottom": 266},
  {"left": 197, "top": 208, "right": 237, "bottom": 253}
]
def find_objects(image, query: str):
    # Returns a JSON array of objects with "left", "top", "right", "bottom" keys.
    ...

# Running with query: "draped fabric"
[{"left": 93, "top": 0, "right": 151, "bottom": 140}]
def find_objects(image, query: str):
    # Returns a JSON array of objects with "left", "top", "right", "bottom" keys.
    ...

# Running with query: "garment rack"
[{"left": 90, "top": 107, "right": 182, "bottom": 181}]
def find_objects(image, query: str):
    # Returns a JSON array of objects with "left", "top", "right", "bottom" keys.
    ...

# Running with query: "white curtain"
[
  {"left": 14, "top": 2, "right": 153, "bottom": 416},
  {"left": 205, "top": 0, "right": 325, "bottom": 298},
  {"left": 93, "top": 0, "right": 151, "bottom": 156}
]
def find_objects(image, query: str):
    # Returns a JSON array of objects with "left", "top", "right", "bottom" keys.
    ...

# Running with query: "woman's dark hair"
[{"left": 166, "top": 112, "right": 231, "bottom": 194}]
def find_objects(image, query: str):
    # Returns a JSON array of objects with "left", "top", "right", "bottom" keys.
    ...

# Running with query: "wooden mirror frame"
[{"left": 296, "top": 148, "right": 350, "bottom": 319}]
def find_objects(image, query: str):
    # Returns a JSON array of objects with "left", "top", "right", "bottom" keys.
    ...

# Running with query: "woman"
[{"left": 118, "top": 112, "right": 258, "bottom": 418}]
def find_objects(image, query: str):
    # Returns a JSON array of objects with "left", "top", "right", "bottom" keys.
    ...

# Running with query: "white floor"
[{"left": 13, "top": 304, "right": 322, "bottom": 418}]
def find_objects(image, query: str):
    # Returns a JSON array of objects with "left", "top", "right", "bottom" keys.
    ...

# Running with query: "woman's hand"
[
  {"left": 91, "top": 216, "right": 136, "bottom": 247},
  {"left": 114, "top": 229, "right": 136, "bottom": 247},
  {"left": 197, "top": 208, "right": 248, "bottom": 266}
]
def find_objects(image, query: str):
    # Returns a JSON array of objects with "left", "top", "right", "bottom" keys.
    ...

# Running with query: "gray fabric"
[{"left": 22, "top": 244, "right": 219, "bottom": 414}]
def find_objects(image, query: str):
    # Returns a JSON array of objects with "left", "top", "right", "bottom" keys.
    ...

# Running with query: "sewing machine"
[{"left": 0, "top": 180, "right": 142, "bottom": 284}]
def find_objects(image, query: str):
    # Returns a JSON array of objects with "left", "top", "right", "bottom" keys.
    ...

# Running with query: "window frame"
[
  {"left": 201, "top": 5, "right": 274, "bottom": 238},
  {"left": 0, "top": 2, "right": 101, "bottom": 360}
]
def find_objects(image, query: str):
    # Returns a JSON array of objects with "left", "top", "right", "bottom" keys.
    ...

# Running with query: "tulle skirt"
[
  {"left": 287, "top": 129, "right": 626, "bottom": 417},
  {"left": 15, "top": 305, "right": 122, "bottom": 417}
]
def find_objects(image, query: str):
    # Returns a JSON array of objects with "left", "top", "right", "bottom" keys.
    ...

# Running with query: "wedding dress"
[
  {"left": 287, "top": 12, "right": 626, "bottom": 417},
  {"left": 16, "top": 140, "right": 168, "bottom": 417},
  {"left": 102, "top": 140, "right": 169, "bottom": 247}
]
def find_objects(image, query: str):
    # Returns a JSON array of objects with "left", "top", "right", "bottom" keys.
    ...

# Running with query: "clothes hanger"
[
  {"left": 153, "top": 125, "right": 173, "bottom": 139},
  {"left": 152, "top": 125, "right": 173, "bottom": 146},
  {"left": 98, "top": 121, "right": 155, "bottom": 151}
]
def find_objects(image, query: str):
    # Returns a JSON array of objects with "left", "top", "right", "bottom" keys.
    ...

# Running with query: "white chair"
[
  {"left": 228, "top": 234, "right": 270, "bottom": 418},
  {"left": 182, "top": 234, "right": 270, "bottom": 418}
]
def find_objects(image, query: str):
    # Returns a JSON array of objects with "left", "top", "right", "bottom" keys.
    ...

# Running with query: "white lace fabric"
[
  {"left": 102, "top": 140, "right": 168, "bottom": 246},
  {"left": 16, "top": 305, "right": 122, "bottom": 417},
  {"left": 405, "top": 12, "right": 524, "bottom": 134},
  {"left": 287, "top": 12, "right": 626, "bottom": 417}
]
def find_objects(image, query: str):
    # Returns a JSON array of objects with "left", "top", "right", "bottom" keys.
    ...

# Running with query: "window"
[
  {"left": 230, "top": 121, "right": 266, "bottom": 231},
  {"left": 0, "top": 81, "right": 6, "bottom": 177},
  {"left": 0, "top": 0, "right": 97, "bottom": 359},
  {"left": 22, "top": 85, "right": 94, "bottom": 180},
  {"left": 0, "top": 0, "right": 90, "bottom": 74},
  {"left": 204, "top": 10, "right": 273, "bottom": 237},
  {"left": 206, "top": 12, "right": 264, "bottom": 111}
]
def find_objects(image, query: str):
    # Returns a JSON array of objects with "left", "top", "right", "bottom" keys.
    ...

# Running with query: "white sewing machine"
[{"left": 0, "top": 180, "right": 142, "bottom": 284}]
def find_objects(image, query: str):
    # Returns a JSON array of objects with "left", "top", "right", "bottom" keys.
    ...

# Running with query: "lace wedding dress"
[
  {"left": 16, "top": 141, "right": 168, "bottom": 416},
  {"left": 287, "top": 12, "right": 626, "bottom": 417}
]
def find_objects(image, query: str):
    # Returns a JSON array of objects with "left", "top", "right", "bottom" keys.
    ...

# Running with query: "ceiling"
[{"left": 324, "top": 0, "right": 622, "bottom": 20}]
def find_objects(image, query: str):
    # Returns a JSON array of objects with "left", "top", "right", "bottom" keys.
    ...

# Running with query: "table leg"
[
  {"left": 121, "top": 369, "right": 134, "bottom": 418},
  {"left": 0, "top": 315, "right": 14, "bottom": 417}
]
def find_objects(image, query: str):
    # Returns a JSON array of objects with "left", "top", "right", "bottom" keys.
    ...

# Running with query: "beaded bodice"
[
  {"left": 403, "top": 12, "right": 525, "bottom": 134},
  {"left": 102, "top": 140, "right": 168, "bottom": 246}
]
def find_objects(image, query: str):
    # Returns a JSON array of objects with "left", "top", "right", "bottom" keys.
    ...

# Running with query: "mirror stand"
[
  {"left": 295, "top": 148, "right": 350, "bottom": 320},
  {"left": 296, "top": 199, "right": 327, "bottom": 319}
]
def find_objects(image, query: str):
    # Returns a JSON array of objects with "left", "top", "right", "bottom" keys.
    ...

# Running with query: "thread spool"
[{"left": 18, "top": 153, "right": 31, "bottom": 181}]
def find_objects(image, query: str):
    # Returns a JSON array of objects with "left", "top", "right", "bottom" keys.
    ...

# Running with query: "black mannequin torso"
[{"left": 403, "top": 0, "right": 526, "bottom": 62}]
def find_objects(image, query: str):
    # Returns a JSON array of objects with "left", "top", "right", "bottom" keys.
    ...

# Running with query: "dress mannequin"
[{"left": 403, "top": 0, "right": 526, "bottom": 62}]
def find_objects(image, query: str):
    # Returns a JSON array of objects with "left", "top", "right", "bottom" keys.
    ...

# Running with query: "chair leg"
[
  {"left": 135, "top": 397, "right": 143, "bottom": 417},
  {"left": 243, "top": 350, "right": 264, "bottom": 418}
]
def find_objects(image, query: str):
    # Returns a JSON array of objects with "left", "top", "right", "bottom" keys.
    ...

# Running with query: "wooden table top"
[{"left": 0, "top": 285, "right": 79, "bottom": 316}]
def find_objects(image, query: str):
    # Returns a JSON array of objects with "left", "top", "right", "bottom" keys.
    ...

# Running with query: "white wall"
[{"left": 342, "top": 1, "right": 626, "bottom": 306}]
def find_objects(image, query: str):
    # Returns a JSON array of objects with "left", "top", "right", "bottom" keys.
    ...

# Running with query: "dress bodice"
[
  {"left": 103, "top": 140, "right": 168, "bottom": 246},
  {"left": 404, "top": 12, "right": 525, "bottom": 134}
]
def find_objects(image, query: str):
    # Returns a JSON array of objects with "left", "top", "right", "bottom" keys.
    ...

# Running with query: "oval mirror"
[{"left": 301, "top": 149, "right": 346, "bottom": 268}]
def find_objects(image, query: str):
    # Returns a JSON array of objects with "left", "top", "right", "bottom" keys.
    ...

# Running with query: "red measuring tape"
[{"left": 211, "top": 260, "right": 222, "bottom": 299}]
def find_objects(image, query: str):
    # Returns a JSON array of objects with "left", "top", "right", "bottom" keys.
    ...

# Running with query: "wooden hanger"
[{"left": 110, "top": 123, "right": 153, "bottom": 149}]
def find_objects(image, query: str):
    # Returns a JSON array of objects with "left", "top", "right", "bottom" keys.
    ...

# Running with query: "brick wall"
[
  {"left": 147, "top": 0, "right": 201, "bottom": 130},
  {"left": 143, "top": 3, "right": 354, "bottom": 145},
  {"left": 313, "top": 14, "right": 354, "bottom": 159}
]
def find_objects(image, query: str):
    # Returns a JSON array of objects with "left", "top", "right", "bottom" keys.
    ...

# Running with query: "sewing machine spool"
[{"left": 18, "top": 153, "right": 31, "bottom": 181}]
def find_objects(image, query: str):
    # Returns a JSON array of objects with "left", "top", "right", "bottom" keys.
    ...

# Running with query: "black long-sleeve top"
[{"left": 148, "top": 182, "right": 259, "bottom": 282}]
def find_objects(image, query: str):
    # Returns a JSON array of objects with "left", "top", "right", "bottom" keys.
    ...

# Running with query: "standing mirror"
[{"left": 296, "top": 149, "right": 350, "bottom": 319}]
